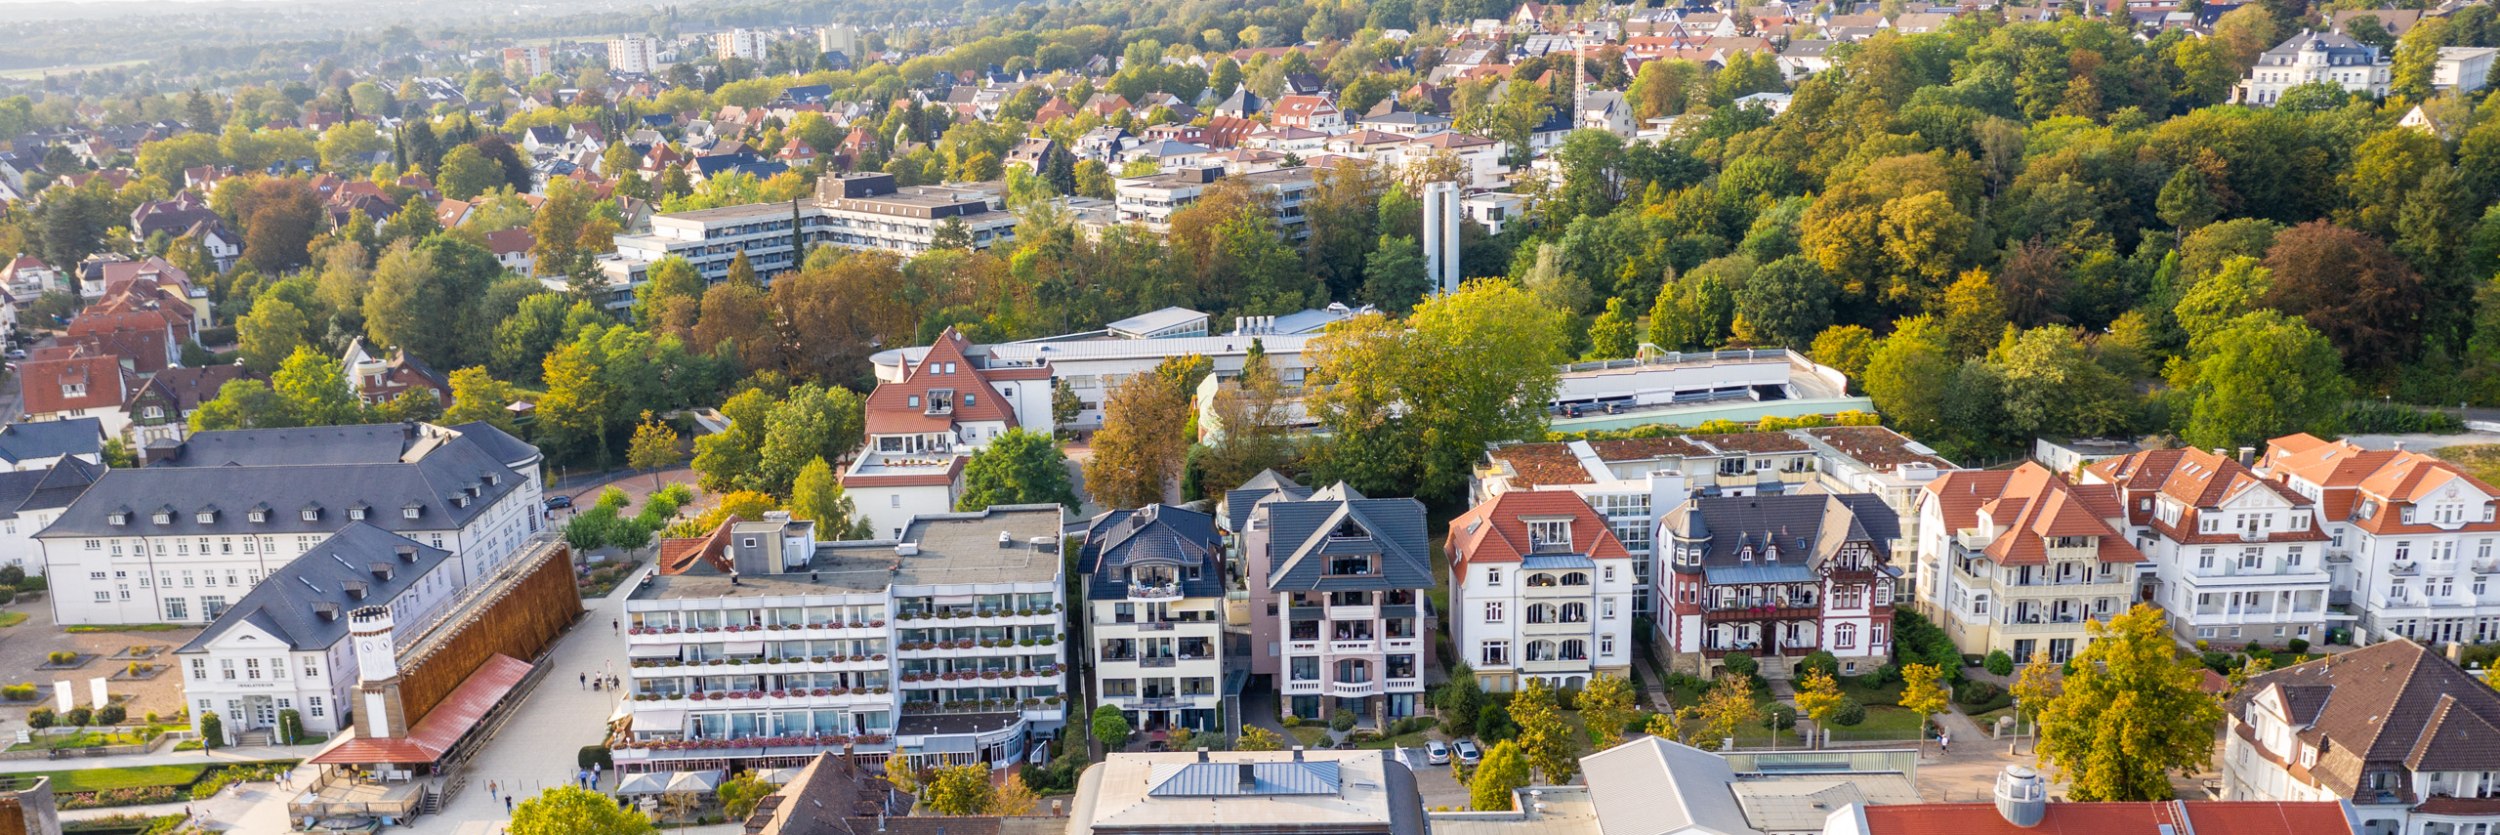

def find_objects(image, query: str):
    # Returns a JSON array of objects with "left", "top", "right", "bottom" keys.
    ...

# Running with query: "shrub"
[
  {"left": 64, "top": 706, "right": 91, "bottom": 727},
  {"left": 1281, "top": 713, "right": 1302, "bottom": 728},
  {"left": 0, "top": 565, "right": 21, "bottom": 586},
  {"left": 1831, "top": 698, "right": 1867, "bottom": 727},
  {"left": 1952, "top": 681, "right": 2003, "bottom": 706},
  {"left": 276, "top": 709, "right": 302, "bottom": 742},
  {"left": 579, "top": 745, "right": 614, "bottom": 769},
  {"left": 2288, "top": 638, "right": 2310, "bottom": 654},
  {"left": 1761, "top": 703, "right": 1797, "bottom": 730},
  {"left": 96, "top": 704, "right": 124, "bottom": 725},
  {"left": 46, "top": 651, "right": 75, "bottom": 665},
  {"left": 16, "top": 575, "right": 43, "bottom": 592},
  {"left": 0, "top": 683, "right": 34, "bottom": 701},
  {"left": 199, "top": 712, "right": 223, "bottom": 749},
  {"left": 1797, "top": 650, "right": 1838, "bottom": 679},
  {"left": 1984, "top": 650, "right": 2015, "bottom": 677},
  {"left": 1330, "top": 711, "right": 1358, "bottom": 732},
  {"left": 1720, "top": 652, "right": 1758, "bottom": 679},
  {"left": 28, "top": 707, "right": 53, "bottom": 729},
  {"left": 2200, "top": 651, "right": 2236, "bottom": 673},
  {"left": 2243, "top": 641, "right": 2264, "bottom": 655},
  {"left": 0, "top": 588, "right": 14, "bottom": 606}
]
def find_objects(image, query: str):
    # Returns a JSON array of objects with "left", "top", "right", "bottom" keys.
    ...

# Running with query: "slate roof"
[
  {"left": 0, "top": 418, "right": 103, "bottom": 465},
  {"left": 2229, "top": 639, "right": 2500, "bottom": 797},
  {"left": 1221, "top": 469, "right": 1313, "bottom": 533},
  {"left": 1257, "top": 483, "right": 1431, "bottom": 593},
  {"left": 0, "top": 457, "right": 100, "bottom": 521},
  {"left": 1148, "top": 760, "right": 1341, "bottom": 797},
  {"left": 1081, "top": 505, "right": 1222, "bottom": 601},
  {"left": 1664, "top": 493, "right": 1901, "bottom": 573},
  {"left": 44, "top": 424, "right": 531, "bottom": 539},
  {"left": 175, "top": 523, "right": 455, "bottom": 652}
]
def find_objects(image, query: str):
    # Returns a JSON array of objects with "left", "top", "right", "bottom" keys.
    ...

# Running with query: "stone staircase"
[
  {"left": 235, "top": 729, "right": 274, "bottom": 746},
  {"left": 1754, "top": 655, "right": 1792, "bottom": 680}
]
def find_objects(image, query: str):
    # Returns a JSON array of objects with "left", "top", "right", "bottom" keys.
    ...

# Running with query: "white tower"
[
  {"left": 1422, "top": 181, "right": 1463, "bottom": 294},
  {"left": 349, "top": 607, "right": 409, "bottom": 740}
]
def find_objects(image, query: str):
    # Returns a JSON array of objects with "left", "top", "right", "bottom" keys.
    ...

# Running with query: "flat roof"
[
  {"left": 1428, "top": 785, "right": 1601, "bottom": 835},
  {"left": 634, "top": 505, "right": 1064, "bottom": 599},
  {"left": 1070, "top": 750, "right": 1424, "bottom": 835}
]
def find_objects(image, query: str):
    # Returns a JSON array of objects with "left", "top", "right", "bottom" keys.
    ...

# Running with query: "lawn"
[
  {"left": 1353, "top": 729, "right": 1434, "bottom": 750},
  {"left": 1825, "top": 706, "right": 1927, "bottom": 742},
  {"left": 8, "top": 728, "right": 161, "bottom": 752},
  {"left": 1287, "top": 726, "right": 1331, "bottom": 749},
  {"left": 2437, "top": 445, "right": 2500, "bottom": 486},
  {"left": 0, "top": 611, "right": 26, "bottom": 628},
  {"left": 64, "top": 625, "right": 185, "bottom": 634},
  {"left": 1838, "top": 677, "right": 1903, "bottom": 706},
  {"left": 24, "top": 764, "right": 207, "bottom": 793}
]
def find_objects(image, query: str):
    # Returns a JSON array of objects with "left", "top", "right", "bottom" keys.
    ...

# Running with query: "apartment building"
[
  {"left": 609, "top": 36, "right": 663, "bottom": 75},
  {"left": 0, "top": 458, "right": 100, "bottom": 577},
  {"left": 500, "top": 46, "right": 552, "bottom": 78},
  {"left": 35, "top": 422, "right": 544, "bottom": 626},
  {"left": 2239, "top": 31, "right": 2390, "bottom": 105},
  {"left": 1079, "top": 505, "right": 1225, "bottom": 734},
  {"left": 1657, "top": 493, "right": 1901, "bottom": 677},
  {"left": 599, "top": 174, "right": 1018, "bottom": 302},
  {"left": 1448, "top": 491, "right": 1637, "bottom": 692},
  {"left": 174, "top": 525, "right": 465, "bottom": 741},
  {"left": 619, "top": 506, "right": 1067, "bottom": 773},
  {"left": 1918, "top": 464, "right": 2145, "bottom": 661},
  {"left": 842, "top": 328, "right": 1055, "bottom": 539},
  {"left": 2261, "top": 434, "right": 2500, "bottom": 645},
  {"left": 715, "top": 29, "right": 772, "bottom": 62},
  {"left": 1230, "top": 473, "right": 1431, "bottom": 725},
  {"left": 1068, "top": 749, "right": 1426, "bottom": 835},
  {"left": 2085, "top": 447, "right": 2332, "bottom": 645},
  {"left": 2221, "top": 640, "right": 2500, "bottom": 835},
  {"left": 1112, "top": 165, "right": 1314, "bottom": 238}
]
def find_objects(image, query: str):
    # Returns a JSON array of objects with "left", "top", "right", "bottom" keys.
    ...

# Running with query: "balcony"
[
  {"left": 625, "top": 621, "right": 888, "bottom": 644},
  {"left": 1117, "top": 695, "right": 1208, "bottom": 711},
  {"left": 1286, "top": 640, "right": 1321, "bottom": 655},
  {"left": 1384, "top": 637, "right": 1422, "bottom": 652},
  {"left": 1328, "top": 680, "right": 1377, "bottom": 697},
  {"left": 1129, "top": 583, "right": 1183, "bottom": 601},
  {"left": 1702, "top": 605, "right": 1820, "bottom": 622},
  {"left": 1326, "top": 603, "right": 1380, "bottom": 622},
  {"left": 1283, "top": 679, "right": 1322, "bottom": 695},
  {"left": 630, "top": 687, "right": 893, "bottom": 709},
  {"left": 1137, "top": 656, "right": 1178, "bottom": 668},
  {"left": 1329, "top": 638, "right": 1379, "bottom": 655}
]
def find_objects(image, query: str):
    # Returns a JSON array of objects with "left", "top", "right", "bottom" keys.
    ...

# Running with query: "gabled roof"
[
  {"left": 0, "top": 418, "right": 103, "bottom": 465},
  {"left": 1664, "top": 493, "right": 1901, "bottom": 573},
  {"left": 862, "top": 328, "right": 1023, "bottom": 437},
  {"left": 1081, "top": 505, "right": 1223, "bottom": 601},
  {"left": 1448, "top": 490, "right": 1632, "bottom": 570},
  {"left": 1925, "top": 464, "right": 2139, "bottom": 566},
  {"left": 1222, "top": 469, "right": 1313, "bottom": 533},
  {"left": 1855, "top": 800, "right": 2353, "bottom": 835},
  {"left": 126, "top": 364, "right": 247, "bottom": 414},
  {"left": 45, "top": 423, "right": 532, "bottom": 539},
  {"left": 2230, "top": 639, "right": 2500, "bottom": 797},
  {"left": 2087, "top": 447, "right": 2322, "bottom": 544},
  {"left": 176, "top": 523, "right": 454, "bottom": 652},
  {"left": 1257, "top": 482, "right": 1431, "bottom": 593}
]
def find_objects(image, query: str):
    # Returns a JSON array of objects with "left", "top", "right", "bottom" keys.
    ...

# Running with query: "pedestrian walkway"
[{"left": 0, "top": 742, "right": 307, "bottom": 775}]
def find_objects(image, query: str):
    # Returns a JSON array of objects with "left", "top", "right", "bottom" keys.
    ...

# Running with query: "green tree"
[
  {"left": 1990, "top": 327, "right": 2136, "bottom": 440},
  {"left": 1585, "top": 296, "right": 1638, "bottom": 360},
  {"left": 1863, "top": 316, "right": 1955, "bottom": 441},
  {"left": 435, "top": 144, "right": 500, "bottom": 201},
  {"left": 443, "top": 368, "right": 522, "bottom": 433},
  {"left": 1359, "top": 234, "right": 1433, "bottom": 313},
  {"left": 716, "top": 773, "right": 774, "bottom": 821},
  {"left": 1810, "top": 325, "right": 1879, "bottom": 389},
  {"left": 237, "top": 296, "right": 312, "bottom": 374},
  {"left": 1793, "top": 669, "right": 1846, "bottom": 746},
  {"left": 2035, "top": 605, "right": 2223, "bottom": 801},
  {"left": 1508, "top": 678, "right": 1577, "bottom": 784},
  {"left": 789, "top": 458, "right": 870, "bottom": 540},
  {"left": 272, "top": 346, "right": 362, "bottom": 427},
  {"left": 1579, "top": 673, "right": 1637, "bottom": 749},
  {"left": 1469, "top": 740, "right": 1531, "bottom": 811},
  {"left": 1306, "top": 282, "right": 1566, "bottom": 501},
  {"left": 1940, "top": 269, "right": 2009, "bottom": 359},
  {"left": 2173, "top": 257, "right": 2272, "bottom": 343},
  {"left": 1091, "top": 703, "right": 1132, "bottom": 750},
  {"left": 509, "top": 786, "right": 655, "bottom": 835},
  {"left": 190, "top": 380, "right": 286, "bottom": 431},
  {"left": 2009, "top": 651, "right": 2060, "bottom": 732},
  {"left": 626, "top": 412, "right": 679, "bottom": 486},
  {"left": 957, "top": 429, "right": 1079, "bottom": 511},
  {"left": 1734, "top": 256, "right": 1835, "bottom": 347},
  {"left": 2172, "top": 311, "right": 2349, "bottom": 449},
  {"left": 2391, "top": 18, "right": 2454, "bottom": 101},
  {"left": 1696, "top": 673, "right": 1759, "bottom": 749},
  {"left": 2157, "top": 165, "right": 2221, "bottom": 233}
]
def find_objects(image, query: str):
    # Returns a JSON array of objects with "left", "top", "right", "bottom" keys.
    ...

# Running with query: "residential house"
[
  {"left": 1917, "top": 464, "right": 2145, "bottom": 661},
  {"left": 18, "top": 345, "right": 134, "bottom": 435},
  {"left": 2084, "top": 447, "right": 2332, "bottom": 645},
  {"left": 1448, "top": 491, "right": 1637, "bottom": 692},
  {"left": 0, "top": 458, "right": 102, "bottom": 577},
  {"left": 123, "top": 364, "right": 246, "bottom": 451},
  {"left": 841, "top": 328, "right": 1055, "bottom": 539},
  {"left": 482, "top": 228, "right": 535, "bottom": 275},
  {"left": 1080, "top": 505, "right": 1225, "bottom": 734},
  {"left": 1828, "top": 766, "right": 2356, "bottom": 835},
  {"left": 0, "top": 418, "right": 104, "bottom": 471},
  {"left": 1270, "top": 95, "right": 1346, "bottom": 132},
  {"left": 1657, "top": 493, "right": 1902, "bottom": 677},
  {"left": 340, "top": 337, "right": 450, "bottom": 410},
  {"left": 1066, "top": 749, "right": 1425, "bottom": 835},
  {"left": 1230, "top": 473, "right": 1432, "bottom": 725},
  {"left": 2239, "top": 31, "right": 2391, "bottom": 105},
  {"left": 619, "top": 506, "right": 1068, "bottom": 773},
  {"left": 2260, "top": 434, "right": 2500, "bottom": 646},
  {"left": 2220, "top": 639, "right": 2495, "bottom": 835},
  {"left": 35, "top": 421, "right": 544, "bottom": 626}
]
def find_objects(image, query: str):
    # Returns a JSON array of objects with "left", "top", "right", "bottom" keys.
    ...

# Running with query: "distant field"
[
  {"left": 0, "top": 59, "right": 151, "bottom": 81},
  {"left": 2436, "top": 445, "right": 2500, "bottom": 485}
]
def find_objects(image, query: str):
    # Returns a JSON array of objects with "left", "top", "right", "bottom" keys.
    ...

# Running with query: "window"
[
  {"left": 1872, "top": 623, "right": 1888, "bottom": 647},
  {"left": 1600, "top": 634, "right": 1615, "bottom": 656},
  {"left": 1484, "top": 602, "right": 1504, "bottom": 623},
  {"left": 93, "top": 591, "right": 108, "bottom": 602},
  {"left": 1486, "top": 568, "right": 1503, "bottom": 587},
  {"left": 1527, "top": 520, "right": 1571, "bottom": 553},
  {"left": 1482, "top": 640, "right": 1509, "bottom": 666},
  {"left": 164, "top": 598, "right": 186, "bottom": 620},
  {"left": 189, "top": 658, "right": 205, "bottom": 680},
  {"left": 1835, "top": 623, "right": 1857, "bottom": 649},
  {"left": 1602, "top": 598, "right": 1617, "bottom": 619},
  {"left": 219, "top": 659, "right": 235, "bottom": 680},
  {"left": 303, "top": 659, "right": 319, "bottom": 679},
  {"left": 2198, "top": 548, "right": 2217, "bottom": 570},
  {"left": 245, "top": 659, "right": 260, "bottom": 680},
  {"left": 309, "top": 697, "right": 324, "bottom": 718}
]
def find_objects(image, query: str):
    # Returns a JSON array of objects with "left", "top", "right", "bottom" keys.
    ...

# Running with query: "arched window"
[
  {"left": 1561, "top": 572, "right": 1590, "bottom": 586},
  {"left": 1527, "top": 573, "right": 1559, "bottom": 587},
  {"left": 1560, "top": 602, "right": 1587, "bottom": 622},
  {"left": 1561, "top": 639, "right": 1587, "bottom": 660},
  {"left": 1527, "top": 640, "right": 1558, "bottom": 661},
  {"left": 1335, "top": 659, "right": 1371, "bottom": 683},
  {"left": 1835, "top": 623, "right": 1858, "bottom": 650},
  {"left": 1527, "top": 604, "right": 1557, "bottom": 624}
]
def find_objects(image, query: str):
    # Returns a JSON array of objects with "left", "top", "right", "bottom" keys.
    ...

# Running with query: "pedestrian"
[
  {"left": 505, "top": 795, "right": 515, "bottom": 813},
  {"left": 579, "top": 672, "right": 586, "bottom": 689},
  {"left": 489, "top": 780, "right": 498, "bottom": 801},
  {"left": 1938, "top": 732, "right": 1950, "bottom": 753},
  {"left": 612, "top": 619, "right": 619, "bottom": 634}
]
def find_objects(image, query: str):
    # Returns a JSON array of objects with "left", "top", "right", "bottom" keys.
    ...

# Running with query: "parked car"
[
  {"left": 1453, "top": 738, "right": 1482, "bottom": 766},
  {"left": 544, "top": 495, "right": 574, "bottom": 510},
  {"left": 4, "top": 349, "right": 23, "bottom": 360},
  {"left": 1425, "top": 739, "right": 1451, "bottom": 765}
]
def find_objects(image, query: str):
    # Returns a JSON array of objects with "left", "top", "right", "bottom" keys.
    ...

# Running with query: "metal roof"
[
  {"left": 1522, "top": 554, "right": 1599, "bottom": 570},
  {"left": 1148, "top": 761, "right": 1343, "bottom": 797}
]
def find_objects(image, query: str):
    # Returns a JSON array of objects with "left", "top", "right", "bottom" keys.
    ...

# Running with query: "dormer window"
[
  {"left": 247, "top": 510, "right": 266, "bottom": 523},
  {"left": 1527, "top": 520, "right": 1572, "bottom": 554},
  {"left": 195, "top": 511, "right": 215, "bottom": 524},
  {"left": 403, "top": 507, "right": 421, "bottom": 520},
  {"left": 348, "top": 507, "right": 367, "bottom": 521},
  {"left": 926, "top": 389, "right": 954, "bottom": 414},
  {"left": 61, "top": 383, "right": 83, "bottom": 398},
  {"left": 302, "top": 508, "right": 320, "bottom": 522},
  {"left": 152, "top": 512, "right": 171, "bottom": 525},
  {"left": 107, "top": 513, "right": 127, "bottom": 526}
]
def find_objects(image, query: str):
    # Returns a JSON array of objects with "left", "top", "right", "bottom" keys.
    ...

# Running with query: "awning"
[
  {"left": 722, "top": 640, "right": 765, "bottom": 655},
  {"left": 630, "top": 710, "right": 685, "bottom": 732},
  {"left": 760, "top": 767, "right": 805, "bottom": 785},
  {"left": 1521, "top": 554, "right": 1597, "bottom": 570},
  {"left": 616, "top": 772, "right": 670, "bottom": 795},
  {"left": 311, "top": 654, "right": 533, "bottom": 766},
  {"left": 919, "top": 735, "right": 979, "bottom": 754},
  {"left": 666, "top": 770, "right": 723, "bottom": 794},
  {"left": 629, "top": 645, "right": 679, "bottom": 660}
]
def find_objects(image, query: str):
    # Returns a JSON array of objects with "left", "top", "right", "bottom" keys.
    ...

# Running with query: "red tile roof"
[
  {"left": 1927, "top": 464, "right": 2140, "bottom": 566},
  {"left": 2087, "top": 447, "right": 2324, "bottom": 544},
  {"left": 1448, "top": 490, "right": 1631, "bottom": 570},
  {"left": 310, "top": 653, "right": 532, "bottom": 765},
  {"left": 861, "top": 328, "right": 1022, "bottom": 437},
  {"left": 19, "top": 346, "right": 130, "bottom": 417},
  {"left": 1857, "top": 801, "right": 2352, "bottom": 835}
]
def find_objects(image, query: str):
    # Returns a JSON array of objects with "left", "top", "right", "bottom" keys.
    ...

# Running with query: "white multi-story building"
[
  {"left": 608, "top": 36, "right": 662, "bottom": 75},
  {"left": 1448, "top": 490, "right": 1637, "bottom": 692},
  {"left": 2222, "top": 639, "right": 2500, "bottom": 835},
  {"left": 1918, "top": 463, "right": 2144, "bottom": 661},
  {"left": 2084, "top": 447, "right": 2332, "bottom": 646},
  {"left": 1080, "top": 505, "right": 1226, "bottom": 733},
  {"left": 842, "top": 328, "right": 1056, "bottom": 539},
  {"left": 819, "top": 23, "right": 862, "bottom": 59},
  {"left": 618, "top": 506, "right": 1067, "bottom": 773},
  {"left": 597, "top": 174, "right": 1019, "bottom": 306},
  {"left": 0, "top": 458, "right": 101, "bottom": 577},
  {"left": 2436, "top": 47, "right": 2499, "bottom": 92},
  {"left": 174, "top": 525, "right": 467, "bottom": 742},
  {"left": 1112, "top": 165, "right": 1314, "bottom": 238},
  {"left": 35, "top": 422, "right": 543, "bottom": 626},
  {"left": 2239, "top": 31, "right": 2391, "bottom": 105},
  {"left": 2261, "top": 433, "right": 2500, "bottom": 645},
  {"left": 714, "top": 29, "right": 772, "bottom": 62}
]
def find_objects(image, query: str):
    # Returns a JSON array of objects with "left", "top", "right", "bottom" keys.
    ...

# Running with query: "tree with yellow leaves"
[{"left": 1792, "top": 669, "right": 1847, "bottom": 749}]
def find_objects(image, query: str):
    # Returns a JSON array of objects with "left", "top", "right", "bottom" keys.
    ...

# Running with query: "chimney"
[
  {"left": 2450, "top": 642, "right": 2465, "bottom": 664},
  {"left": 1237, "top": 762, "right": 1257, "bottom": 789},
  {"left": 1197, "top": 747, "right": 1210, "bottom": 763},
  {"left": 1291, "top": 745, "right": 1305, "bottom": 762},
  {"left": 2238, "top": 447, "right": 2255, "bottom": 466},
  {"left": 1994, "top": 765, "right": 2047, "bottom": 828}
]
